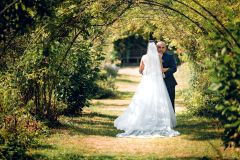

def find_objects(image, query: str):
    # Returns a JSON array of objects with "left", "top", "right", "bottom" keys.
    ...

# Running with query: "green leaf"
[{"left": 223, "top": 55, "right": 232, "bottom": 64}]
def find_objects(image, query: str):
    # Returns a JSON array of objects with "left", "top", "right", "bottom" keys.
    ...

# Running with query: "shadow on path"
[
  {"left": 176, "top": 114, "right": 222, "bottom": 141},
  {"left": 55, "top": 112, "right": 119, "bottom": 137}
]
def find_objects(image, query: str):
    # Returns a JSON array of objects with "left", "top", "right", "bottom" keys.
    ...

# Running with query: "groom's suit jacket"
[{"left": 162, "top": 51, "right": 177, "bottom": 88}]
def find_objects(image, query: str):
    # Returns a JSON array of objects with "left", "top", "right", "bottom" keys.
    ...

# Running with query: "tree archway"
[{"left": 0, "top": 1, "right": 239, "bottom": 156}]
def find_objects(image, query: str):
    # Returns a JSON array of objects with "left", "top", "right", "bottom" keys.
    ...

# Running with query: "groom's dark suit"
[{"left": 162, "top": 51, "right": 177, "bottom": 112}]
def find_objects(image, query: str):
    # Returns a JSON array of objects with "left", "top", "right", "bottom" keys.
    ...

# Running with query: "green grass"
[
  {"left": 29, "top": 110, "right": 240, "bottom": 159},
  {"left": 28, "top": 66, "right": 240, "bottom": 160},
  {"left": 116, "top": 91, "right": 135, "bottom": 99},
  {"left": 116, "top": 74, "right": 140, "bottom": 84}
]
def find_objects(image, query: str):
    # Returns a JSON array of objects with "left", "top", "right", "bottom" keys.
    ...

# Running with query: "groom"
[{"left": 157, "top": 41, "right": 177, "bottom": 112}]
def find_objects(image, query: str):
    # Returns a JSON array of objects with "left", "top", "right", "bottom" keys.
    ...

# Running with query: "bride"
[{"left": 114, "top": 40, "right": 180, "bottom": 138}]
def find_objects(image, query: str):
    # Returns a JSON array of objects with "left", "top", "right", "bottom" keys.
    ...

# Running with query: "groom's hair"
[{"left": 156, "top": 41, "right": 166, "bottom": 47}]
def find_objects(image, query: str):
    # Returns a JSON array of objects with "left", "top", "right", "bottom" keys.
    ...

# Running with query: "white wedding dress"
[{"left": 114, "top": 41, "right": 180, "bottom": 138}]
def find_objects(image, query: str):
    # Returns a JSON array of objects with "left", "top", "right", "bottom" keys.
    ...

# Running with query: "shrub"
[
  {"left": 56, "top": 42, "right": 102, "bottom": 115},
  {"left": 0, "top": 77, "right": 44, "bottom": 159},
  {"left": 209, "top": 47, "right": 240, "bottom": 148},
  {"left": 183, "top": 67, "right": 222, "bottom": 117},
  {"left": 104, "top": 64, "right": 119, "bottom": 78},
  {"left": 93, "top": 64, "right": 119, "bottom": 99}
]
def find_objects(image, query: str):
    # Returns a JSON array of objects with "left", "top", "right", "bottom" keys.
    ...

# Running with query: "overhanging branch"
[
  {"left": 0, "top": 0, "right": 19, "bottom": 15},
  {"left": 191, "top": 0, "right": 240, "bottom": 48},
  {"left": 140, "top": 0, "right": 208, "bottom": 35}
]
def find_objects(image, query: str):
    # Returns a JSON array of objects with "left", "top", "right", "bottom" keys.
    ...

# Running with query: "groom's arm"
[{"left": 164, "top": 54, "right": 177, "bottom": 78}]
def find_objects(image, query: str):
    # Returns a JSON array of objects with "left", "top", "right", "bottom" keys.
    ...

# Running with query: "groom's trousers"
[{"left": 166, "top": 86, "right": 175, "bottom": 112}]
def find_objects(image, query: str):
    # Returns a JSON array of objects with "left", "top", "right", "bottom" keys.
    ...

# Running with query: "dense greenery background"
[{"left": 0, "top": 0, "right": 239, "bottom": 159}]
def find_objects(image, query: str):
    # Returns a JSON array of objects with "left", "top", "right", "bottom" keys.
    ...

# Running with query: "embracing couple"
[{"left": 114, "top": 40, "right": 180, "bottom": 138}]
